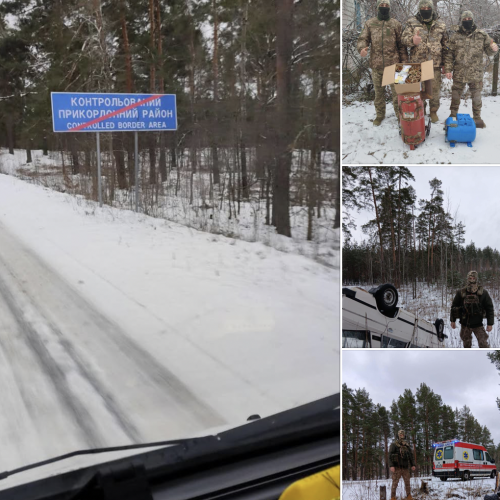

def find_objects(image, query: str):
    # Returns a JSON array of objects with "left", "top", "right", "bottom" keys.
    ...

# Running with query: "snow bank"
[{"left": 343, "top": 476, "right": 497, "bottom": 500}]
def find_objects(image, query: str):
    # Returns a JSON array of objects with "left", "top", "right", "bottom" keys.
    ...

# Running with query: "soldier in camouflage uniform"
[
  {"left": 450, "top": 270, "right": 494, "bottom": 348},
  {"left": 357, "top": 0, "right": 408, "bottom": 126},
  {"left": 444, "top": 11, "right": 498, "bottom": 128},
  {"left": 402, "top": 0, "right": 448, "bottom": 123},
  {"left": 389, "top": 430, "right": 415, "bottom": 500}
]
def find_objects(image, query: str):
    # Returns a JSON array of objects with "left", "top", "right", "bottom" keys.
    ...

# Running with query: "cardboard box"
[{"left": 382, "top": 60, "right": 434, "bottom": 95}]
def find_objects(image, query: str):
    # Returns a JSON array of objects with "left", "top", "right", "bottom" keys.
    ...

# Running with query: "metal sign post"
[
  {"left": 50, "top": 92, "right": 178, "bottom": 211},
  {"left": 134, "top": 131, "right": 139, "bottom": 212},
  {"left": 96, "top": 132, "right": 102, "bottom": 207}
]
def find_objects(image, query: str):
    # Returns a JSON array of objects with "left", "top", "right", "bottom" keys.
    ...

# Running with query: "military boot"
[
  {"left": 373, "top": 115, "right": 385, "bottom": 126},
  {"left": 430, "top": 108, "right": 439, "bottom": 123},
  {"left": 473, "top": 113, "right": 486, "bottom": 128}
]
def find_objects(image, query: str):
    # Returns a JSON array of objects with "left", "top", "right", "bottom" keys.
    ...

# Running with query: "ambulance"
[
  {"left": 432, "top": 440, "right": 497, "bottom": 481},
  {"left": 342, "top": 284, "right": 447, "bottom": 348}
]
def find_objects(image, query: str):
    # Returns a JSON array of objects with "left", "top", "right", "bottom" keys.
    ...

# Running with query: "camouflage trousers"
[
  {"left": 460, "top": 325, "right": 490, "bottom": 348},
  {"left": 450, "top": 80, "right": 483, "bottom": 117},
  {"left": 391, "top": 467, "right": 411, "bottom": 498},
  {"left": 423, "top": 68, "right": 442, "bottom": 111},
  {"left": 371, "top": 69, "right": 398, "bottom": 118}
]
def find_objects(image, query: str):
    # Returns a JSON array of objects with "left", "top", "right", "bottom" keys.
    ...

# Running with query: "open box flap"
[
  {"left": 420, "top": 60, "right": 434, "bottom": 82},
  {"left": 382, "top": 64, "right": 397, "bottom": 86}
]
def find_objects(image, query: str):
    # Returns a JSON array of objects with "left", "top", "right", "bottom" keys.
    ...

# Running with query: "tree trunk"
[
  {"left": 368, "top": 168, "right": 384, "bottom": 279},
  {"left": 114, "top": 142, "right": 127, "bottom": 189},
  {"left": 70, "top": 134, "right": 79, "bottom": 175},
  {"left": 6, "top": 116, "right": 14, "bottom": 154},
  {"left": 239, "top": 0, "right": 249, "bottom": 199},
  {"left": 26, "top": 140, "right": 32, "bottom": 164},
  {"left": 274, "top": 0, "right": 293, "bottom": 237},
  {"left": 120, "top": 1, "right": 133, "bottom": 92},
  {"left": 211, "top": 0, "right": 221, "bottom": 185}
]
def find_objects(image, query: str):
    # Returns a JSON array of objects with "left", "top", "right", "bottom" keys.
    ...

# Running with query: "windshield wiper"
[{"left": 0, "top": 438, "right": 205, "bottom": 481}]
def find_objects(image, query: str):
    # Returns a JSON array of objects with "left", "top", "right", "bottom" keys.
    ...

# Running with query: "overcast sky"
[
  {"left": 343, "top": 350, "right": 500, "bottom": 443},
  {"left": 348, "top": 166, "right": 500, "bottom": 250}
]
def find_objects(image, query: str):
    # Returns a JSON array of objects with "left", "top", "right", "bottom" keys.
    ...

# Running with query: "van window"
[
  {"left": 444, "top": 446, "right": 453, "bottom": 459},
  {"left": 473, "top": 449, "right": 484, "bottom": 461},
  {"left": 486, "top": 452, "right": 492, "bottom": 462},
  {"left": 435, "top": 448, "right": 444, "bottom": 460},
  {"left": 381, "top": 336, "right": 408, "bottom": 348},
  {"left": 342, "top": 330, "right": 370, "bottom": 348},
  {"left": 410, "top": 344, "right": 421, "bottom": 348}
]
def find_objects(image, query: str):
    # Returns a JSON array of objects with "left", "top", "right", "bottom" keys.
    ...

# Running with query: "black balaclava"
[
  {"left": 461, "top": 11, "right": 474, "bottom": 31},
  {"left": 377, "top": 0, "right": 391, "bottom": 21},
  {"left": 419, "top": 0, "right": 433, "bottom": 21}
]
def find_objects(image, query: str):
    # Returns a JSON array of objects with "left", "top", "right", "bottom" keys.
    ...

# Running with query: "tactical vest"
[
  {"left": 460, "top": 286, "right": 486, "bottom": 318},
  {"left": 391, "top": 444, "right": 411, "bottom": 468}
]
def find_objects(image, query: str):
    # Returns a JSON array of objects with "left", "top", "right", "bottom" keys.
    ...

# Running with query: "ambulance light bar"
[{"left": 432, "top": 440, "right": 459, "bottom": 447}]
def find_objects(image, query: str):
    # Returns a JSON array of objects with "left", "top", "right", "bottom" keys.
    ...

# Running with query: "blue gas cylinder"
[{"left": 445, "top": 114, "right": 476, "bottom": 147}]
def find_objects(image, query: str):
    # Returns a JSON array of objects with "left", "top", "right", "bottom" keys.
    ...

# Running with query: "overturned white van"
[{"left": 342, "top": 284, "right": 447, "bottom": 348}]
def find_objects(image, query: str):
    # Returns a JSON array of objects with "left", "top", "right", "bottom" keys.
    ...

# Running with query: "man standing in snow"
[
  {"left": 443, "top": 11, "right": 498, "bottom": 128},
  {"left": 389, "top": 429, "right": 415, "bottom": 500},
  {"left": 402, "top": 0, "right": 448, "bottom": 123},
  {"left": 357, "top": 0, "right": 408, "bottom": 126},
  {"left": 450, "top": 270, "right": 494, "bottom": 348}
]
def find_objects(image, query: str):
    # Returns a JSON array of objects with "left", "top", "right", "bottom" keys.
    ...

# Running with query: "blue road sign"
[{"left": 51, "top": 92, "right": 177, "bottom": 133}]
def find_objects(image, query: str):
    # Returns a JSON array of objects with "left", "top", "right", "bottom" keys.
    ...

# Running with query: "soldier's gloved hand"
[
  {"left": 390, "top": 467, "right": 395, "bottom": 473},
  {"left": 413, "top": 28, "right": 422, "bottom": 46},
  {"left": 487, "top": 325, "right": 493, "bottom": 332},
  {"left": 491, "top": 39, "right": 499, "bottom": 52},
  {"left": 360, "top": 46, "right": 369, "bottom": 57},
  {"left": 446, "top": 72, "right": 452, "bottom": 79},
  {"left": 451, "top": 322, "right": 456, "bottom": 329}
]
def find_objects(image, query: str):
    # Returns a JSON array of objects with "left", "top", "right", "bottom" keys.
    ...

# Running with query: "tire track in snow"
[
  {"left": 0, "top": 271, "right": 104, "bottom": 449},
  {"left": 0, "top": 222, "right": 225, "bottom": 442}
]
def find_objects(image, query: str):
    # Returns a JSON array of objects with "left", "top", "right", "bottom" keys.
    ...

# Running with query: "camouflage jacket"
[
  {"left": 357, "top": 17, "right": 408, "bottom": 71},
  {"left": 444, "top": 25, "right": 496, "bottom": 82},
  {"left": 401, "top": 13, "right": 448, "bottom": 67},
  {"left": 450, "top": 286, "right": 494, "bottom": 328}
]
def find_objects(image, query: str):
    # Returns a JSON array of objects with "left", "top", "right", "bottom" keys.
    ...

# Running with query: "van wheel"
[
  {"left": 434, "top": 319, "right": 445, "bottom": 342},
  {"left": 440, "top": 477, "right": 447, "bottom": 481},
  {"left": 370, "top": 284, "right": 398, "bottom": 315},
  {"left": 491, "top": 471, "right": 496, "bottom": 479},
  {"left": 462, "top": 471, "right": 470, "bottom": 481}
]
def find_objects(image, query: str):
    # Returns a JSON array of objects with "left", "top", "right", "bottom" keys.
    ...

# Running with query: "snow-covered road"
[
  {"left": 0, "top": 173, "right": 339, "bottom": 480},
  {"left": 342, "top": 95, "right": 500, "bottom": 164}
]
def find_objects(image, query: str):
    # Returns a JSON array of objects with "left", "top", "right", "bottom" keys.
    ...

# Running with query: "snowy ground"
[
  {"left": 347, "top": 282, "right": 500, "bottom": 347},
  {"left": 342, "top": 93, "right": 500, "bottom": 164},
  {"left": 0, "top": 148, "right": 338, "bottom": 268},
  {"left": 0, "top": 173, "right": 339, "bottom": 489},
  {"left": 343, "top": 475, "right": 498, "bottom": 500}
]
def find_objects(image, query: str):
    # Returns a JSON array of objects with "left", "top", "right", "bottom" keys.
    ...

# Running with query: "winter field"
[
  {"left": 342, "top": 75, "right": 500, "bottom": 164},
  {"left": 348, "top": 281, "right": 500, "bottom": 347},
  {"left": 0, "top": 169, "right": 338, "bottom": 487},
  {"left": 343, "top": 476, "right": 498, "bottom": 500},
  {"left": 0, "top": 147, "right": 338, "bottom": 268}
]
